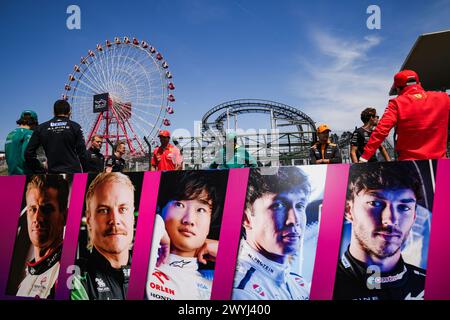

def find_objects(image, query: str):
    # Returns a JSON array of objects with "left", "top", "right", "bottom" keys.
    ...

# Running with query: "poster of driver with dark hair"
[{"left": 334, "top": 160, "right": 436, "bottom": 300}]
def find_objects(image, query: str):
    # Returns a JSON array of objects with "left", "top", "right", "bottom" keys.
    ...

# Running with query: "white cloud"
[
  {"left": 290, "top": 30, "right": 396, "bottom": 134},
  {"left": 180, "top": 0, "right": 229, "bottom": 24}
]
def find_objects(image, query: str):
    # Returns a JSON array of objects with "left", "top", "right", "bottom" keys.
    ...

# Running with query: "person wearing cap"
[
  {"left": 350, "top": 107, "right": 391, "bottom": 163},
  {"left": 360, "top": 70, "right": 450, "bottom": 162},
  {"left": 209, "top": 132, "right": 258, "bottom": 169},
  {"left": 25, "top": 100, "right": 87, "bottom": 174},
  {"left": 151, "top": 130, "right": 183, "bottom": 171},
  {"left": 5, "top": 110, "right": 39, "bottom": 175},
  {"left": 105, "top": 141, "right": 126, "bottom": 173},
  {"left": 310, "top": 124, "right": 342, "bottom": 164}
]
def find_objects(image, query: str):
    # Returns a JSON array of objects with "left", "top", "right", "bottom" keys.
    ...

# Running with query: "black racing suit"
[
  {"left": 25, "top": 116, "right": 87, "bottom": 174},
  {"left": 309, "top": 142, "right": 342, "bottom": 164},
  {"left": 333, "top": 249, "right": 426, "bottom": 300},
  {"left": 351, "top": 127, "right": 378, "bottom": 162},
  {"left": 105, "top": 153, "right": 126, "bottom": 172},
  {"left": 83, "top": 147, "right": 105, "bottom": 173},
  {"left": 71, "top": 248, "right": 131, "bottom": 300}
]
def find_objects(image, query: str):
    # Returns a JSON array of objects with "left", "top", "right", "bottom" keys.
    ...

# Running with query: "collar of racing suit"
[
  {"left": 342, "top": 248, "right": 409, "bottom": 289},
  {"left": 239, "top": 241, "right": 292, "bottom": 286},
  {"left": 398, "top": 84, "right": 425, "bottom": 96},
  {"left": 26, "top": 244, "right": 62, "bottom": 276},
  {"left": 90, "top": 247, "right": 131, "bottom": 279},
  {"left": 165, "top": 254, "right": 199, "bottom": 272},
  {"left": 89, "top": 146, "right": 102, "bottom": 155},
  {"left": 158, "top": 143, "right": 174, "bottom": 152}
]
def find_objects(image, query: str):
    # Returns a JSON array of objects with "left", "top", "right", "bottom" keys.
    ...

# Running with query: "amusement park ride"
[{"left": 62, "top": 36, "right": 175, "bottom": 158}]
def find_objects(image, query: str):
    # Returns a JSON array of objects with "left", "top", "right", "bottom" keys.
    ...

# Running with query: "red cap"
[
  {"left": 158, "top": 130, "right": 170, "bottom": 137},
  {"left": 393, "top": 70, "right": 419, "bottom": 88}
]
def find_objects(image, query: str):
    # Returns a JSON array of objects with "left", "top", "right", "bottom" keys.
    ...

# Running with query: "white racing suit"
[
  {"left": 16, "top": 245, "right": 62, "bottom": 298},
  {"left": 232, "top": 241, "right": 310, "bottom": 300},
  {"left": 146, "top": 215, "right": 212, "bottom": 300}
]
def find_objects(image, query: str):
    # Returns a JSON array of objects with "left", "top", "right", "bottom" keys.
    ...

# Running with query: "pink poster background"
[
  {"left": 0, "top": 176, "right": 26, "bottom": 300},
  {"left": 425, "top": 159, "right": 450, "bottom": 299},
  {"left": 127, "top": 171, "right": 161, "bottom": 300},
  {"left": 310, "top": 164, "right": 350, "bottom": 300},
  {"left": 210, "top": 168, "right": 250, "bottom": 300},
  {"left": 55, "top": 173, "right": 88, "bottom": 300}
]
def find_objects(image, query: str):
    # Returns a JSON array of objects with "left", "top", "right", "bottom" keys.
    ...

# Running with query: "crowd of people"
[
  {"left": 4, "top": 100, "right": 185, "bottom": 176},
  {"left": 3, "top": 69, "right": 450, "bottom": 176},
  {"left": 310, "top": 70, "right": 450, "bottom": 165}
]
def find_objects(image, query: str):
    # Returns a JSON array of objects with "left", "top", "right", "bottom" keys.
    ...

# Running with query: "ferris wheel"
[{"left": 62, "top": 36, "right": 175, "bottom": 157}]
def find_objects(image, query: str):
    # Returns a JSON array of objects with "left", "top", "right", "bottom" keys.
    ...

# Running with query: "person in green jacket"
[
  {"left": 209, "top": 132, "right": 258, "bottom": 169},
  {"left": 5, "top": 110, "right": 39, "bottom": 175}
]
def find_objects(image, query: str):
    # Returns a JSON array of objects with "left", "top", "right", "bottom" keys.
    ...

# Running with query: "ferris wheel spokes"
[{"left": 63, "top": 36, "right": 175, "bottom": 157}]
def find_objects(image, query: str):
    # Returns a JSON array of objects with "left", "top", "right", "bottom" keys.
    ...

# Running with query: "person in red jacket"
[
  {"left": 360, "top": 70, "right": 450, "bottom": 162},
  {"left": 151, "top": 130, "right": 183, "bottom": 171}
]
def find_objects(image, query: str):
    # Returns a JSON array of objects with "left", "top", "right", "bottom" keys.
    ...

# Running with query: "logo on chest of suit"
[
  {"left": 252, "top": 284, "right": 265, "bottom": 297},
  {"left": 31, "top": 276, "right": 49, "bottom": 293},
  {"left": 405, "top": 290, "right": 424, "bottom": 300},
  {"left": 153, "top": 270, "right": 170, "bottom": 284},
  {"left": 197, "top": 282, "right": 209, "bottom": 290},
  {"left": 293, "top": 276, "right": 305, "bottom": 287},
  {"left": 50, "top": 122, "right": 67, "bottom": 127},
  {"left": 95, "top": 277, "right": 110, "bottom": 293},
  {"left": 169, "top": 260, "right": 190, "bottom": 268},
  {"left": 40, "top": 276, "right": 48, "bottom": 286},
  {"left": 150, "top": 270, "right": 175, "bottom": 296}
]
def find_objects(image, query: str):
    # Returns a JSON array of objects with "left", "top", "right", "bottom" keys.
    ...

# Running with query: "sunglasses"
[{"left": 371, "top": 115, "right": 379, "bottom": 119}]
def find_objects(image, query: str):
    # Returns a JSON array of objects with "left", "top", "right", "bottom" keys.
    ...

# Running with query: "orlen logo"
[
  {"left": 153, "top": 270, "right": 169, "bottom": 285},
  {"left": 150, "top": 271, "right": 174, "bottom": 296}
]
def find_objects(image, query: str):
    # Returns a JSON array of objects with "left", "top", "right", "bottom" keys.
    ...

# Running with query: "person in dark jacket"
[
  {"left": 350, "top": 108, "right": 391, "bottom": 163},
  {"left": 309, "top": 124, "right": 342, "bottom": 164},
  {"left": 25, "top": 100, "right": 87, "bottom": 174},
  {"left": 105, "top": 141, "right": 126, "bottom": 173},
  {"left": 84, "top": 135, "right": 105, "bottom": 173}
]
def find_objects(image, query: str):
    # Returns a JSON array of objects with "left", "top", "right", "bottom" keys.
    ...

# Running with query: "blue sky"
[{"left": 1, "top": 0, "right": 449, "bottom": 148}]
